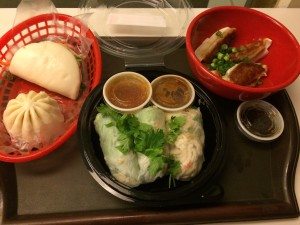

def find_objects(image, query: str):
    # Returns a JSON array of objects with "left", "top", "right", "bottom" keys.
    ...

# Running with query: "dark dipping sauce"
[
  {"left": 105, "top": 73, "right": 150, "bottom": 109},
  {"left": 152, "top": 76, "right": 192, "bottom": 109},
  {"left": 240, "top": 106, "right": 277, "bottom": 137}
]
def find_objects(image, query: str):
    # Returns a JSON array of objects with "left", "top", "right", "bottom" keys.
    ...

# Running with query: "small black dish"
[{"left": 78, "top": 69, "right": 226, "bottom": 207}]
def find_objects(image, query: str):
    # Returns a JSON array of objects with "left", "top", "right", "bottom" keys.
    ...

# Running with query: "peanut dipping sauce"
[
  {"left": 104, "top": 73, "right": 150, "bottom": 109},
  {"left": 152, "top": 76, "right": 192, "bottom": 109}
]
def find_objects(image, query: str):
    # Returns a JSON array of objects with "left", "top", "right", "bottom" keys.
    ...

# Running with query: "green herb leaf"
[
  {"left": 166, "top": 157, "right": 181, "bottom": 177},
  {"left": 149, "top": 156, "right": 165, "bottom": 176},
  {"left": 116, "top": 114, "right": 139, "bottom": 134},
  {"left": 133, "top": 126, "right": 166, "bottom": 175},
  {"left": 135, "top": 129, "right": 165, "bottom": 152},
  {"left": 166, "top": 116, "right": 186, "bottom": 144},
  {"left": 97, "top": 105, "right": 134, "bottom": 152},
  {"left": 117, "top": 133, "right": 132, "bottom": 153},
  {"left": 105, "top": 122, "right": 115, "bottom": 127},
  {"left": 166, "top": 156, "right": 181, "bottom": 188},
  {"left": 97, "top": 104, "right": 121, "bottom": 122},
  {"left": 98, "top": 104, "right": 168, "bottom": 177}
]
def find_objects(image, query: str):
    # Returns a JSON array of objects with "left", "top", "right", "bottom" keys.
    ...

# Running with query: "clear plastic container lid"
[{"left": 79, "top": 0, "right": 192, "bottom": 66}]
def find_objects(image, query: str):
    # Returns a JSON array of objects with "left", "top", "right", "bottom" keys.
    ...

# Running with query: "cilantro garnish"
[
  {"left": 166, "top": 116, "right": 186, "bottom": 144},
  {"left": 134, "top": 129, "right": 165, "bottom": 153},
  {"left": 97, "top": 104, "right": 169, "bottom": 176},
  {"left": 97, "top": 104, "right": 120, "bottom": 122},
  {"left": 166, "top": 157, "right": 181, "bottom": 177},
  {"left": 97, "top": 104, "right": 137, "bottom": 153},
  {"left": 149, "top": 156, "right": 165, "bottom": 176},
  {"left": 97, "top": 104, "right": 184, "bottom": 182}
]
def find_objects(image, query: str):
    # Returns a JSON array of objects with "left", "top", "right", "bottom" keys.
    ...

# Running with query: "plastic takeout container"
[
  {"left": 80, "top": 0, "right": 192, "bottom": 66},
  {"left": 236, "top": 100, "right": 284, "bottom": 142},
  {"left": 78, "top": 71, "right": 225, "bottom": 206}
]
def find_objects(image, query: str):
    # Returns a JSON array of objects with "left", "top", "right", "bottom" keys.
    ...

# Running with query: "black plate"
[{"left": 78, "top": 69, "right": 226, "bottom": 207}]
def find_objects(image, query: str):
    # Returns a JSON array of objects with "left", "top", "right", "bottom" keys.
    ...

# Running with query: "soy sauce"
[{"left": 240, "top": 106, "right": 277, "bottom": 137}]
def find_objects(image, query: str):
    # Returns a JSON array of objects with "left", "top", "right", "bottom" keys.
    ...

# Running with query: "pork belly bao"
[
  {"left": 94, "top": 104, "right": 205, "bottom": 188},
  {"left": 195, "top": 27, "right": 272, "bottom": 86}
]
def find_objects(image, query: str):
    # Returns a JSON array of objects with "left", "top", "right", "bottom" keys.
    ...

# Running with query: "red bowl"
[
  {"left": 186, "top": 6, "right": 300, "bottom": 100},
  {"left": 0, "top": 13, "right": 102, "bottom": 163}
]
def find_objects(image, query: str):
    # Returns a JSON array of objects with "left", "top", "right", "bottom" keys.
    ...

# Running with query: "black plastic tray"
[{"left": 0, "top": 46, "right": 299, "bottom": 225}]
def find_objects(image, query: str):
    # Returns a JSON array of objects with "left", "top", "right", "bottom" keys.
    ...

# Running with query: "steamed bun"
[
  {"left": 3, "top": 91, "right": 65, "bottom": 150},
  {"left": 9, "top": 41, "right": 81, "bottom": 100}
]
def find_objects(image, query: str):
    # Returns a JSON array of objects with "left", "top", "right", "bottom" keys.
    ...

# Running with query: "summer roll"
[
  {"left": 166, "top": 108, "right": 205, "bottom": 181},
  {"left": 135, "top": 106, "right": 167, "bottom": 184},
  {"left": 94, "top": 106, "right": 167, "bottom": 187},
  {"left": 94, "top": 113, "right": 140, "bottom": 187}
]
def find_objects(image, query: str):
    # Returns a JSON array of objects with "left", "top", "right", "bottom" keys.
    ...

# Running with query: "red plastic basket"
[{"left": 0, "top": 13, "right": 102, "bottom": 163}]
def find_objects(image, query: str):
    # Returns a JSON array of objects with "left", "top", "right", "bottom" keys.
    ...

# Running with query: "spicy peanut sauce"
[
  {"left": 105, "top": 74, "right": 150, "bottom": 109},
  {"left": 152, "top": 76, "right": 192, "bottom": 109}
]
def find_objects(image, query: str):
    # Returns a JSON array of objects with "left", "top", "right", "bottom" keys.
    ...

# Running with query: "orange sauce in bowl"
[
  {"left": 105, "top": 73, "right": 150, "bottom": 109},
  {"left": 152, "top": 76, "right": 193, "bottom": 109}
]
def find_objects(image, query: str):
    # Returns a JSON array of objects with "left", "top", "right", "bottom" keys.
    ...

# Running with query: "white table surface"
[{"left": 0, "top": 7, "right": 299, "bottom": 225}]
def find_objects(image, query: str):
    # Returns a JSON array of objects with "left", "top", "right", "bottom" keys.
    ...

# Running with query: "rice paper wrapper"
[
  {"left": 94, "top": 106, "right": 167, "bottom": 188},
  {"left": 166, "top": 108, "right": 205, "bottom": 181}
]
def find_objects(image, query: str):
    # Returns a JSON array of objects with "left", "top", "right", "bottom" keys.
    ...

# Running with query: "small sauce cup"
[
  {"left": 103, "top": 71, "right": 152, "bottom": 113},
  {"left": 236, "top": 100, "right": 284, "bottom": 142},
  {"left": 151, "top": 74, "right": 195, "bottom": 112}
]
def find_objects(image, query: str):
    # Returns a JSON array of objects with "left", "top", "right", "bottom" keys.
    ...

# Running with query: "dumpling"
[
  {"left": 3, "top": 91, "right": 65, "bottom": 150},
  {"left": 229, "top": 38, "right": 272, "bottom": 63},
  {"left": 9, "top": 41, "right": 81, "bottom": 100},
  {"left": 166, "top": 108, "right": 205, "bottom": 181},
  {"left": 195, "top": 27, "right": 236, "bottom": 63},
  {"left": 223, "top": 62, "right": 267, "bottom": 86}
]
